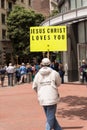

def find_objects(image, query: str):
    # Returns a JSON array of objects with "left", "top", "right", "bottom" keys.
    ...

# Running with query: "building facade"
[
  {"left": 0, "top": 0, "right": 15, "bottom": 64},
  {"left": 41, "top": 0, "right": 87, "bottom": 82}
]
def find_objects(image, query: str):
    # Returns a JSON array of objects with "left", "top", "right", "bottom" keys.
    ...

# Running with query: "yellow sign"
[{"left": 30, "top": 26, "right": 67, "bottom": 52}]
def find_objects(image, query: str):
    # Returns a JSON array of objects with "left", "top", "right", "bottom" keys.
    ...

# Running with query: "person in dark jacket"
[
  {"left": 15, "top": 65, "right": 21, "bottom": 84},
  {"left": 0, "top": 65, "right": 6, "bottom": 87},
  {"left": 80, "top": 59, "right": 87, "bottom": 83},
  {"left": 59, "top": 63, "right": 65, "bottom": 84}
]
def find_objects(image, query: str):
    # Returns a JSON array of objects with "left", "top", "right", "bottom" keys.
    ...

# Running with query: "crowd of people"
[
  {"left": 0, "top": 59, "right": 65, "bottom": 87},
  {"left": 0, "top": 62, "right": 37, "bottom": 87}
]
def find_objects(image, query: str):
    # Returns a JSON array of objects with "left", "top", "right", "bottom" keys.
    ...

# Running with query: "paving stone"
[{"left": 0, "top": 83, "right": 87, "bottom": 130}]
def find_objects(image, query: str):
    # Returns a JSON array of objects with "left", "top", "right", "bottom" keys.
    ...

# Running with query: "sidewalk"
[{"left": 0, "top": 83, "right": 87, "bottom": 130}]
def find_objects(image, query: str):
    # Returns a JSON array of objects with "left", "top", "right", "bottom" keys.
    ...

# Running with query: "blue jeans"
[{"left": 43, "top": 105, "right": 62, "bottom": 130}]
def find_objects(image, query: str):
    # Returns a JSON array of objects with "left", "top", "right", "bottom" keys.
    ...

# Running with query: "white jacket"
[
  {"left": 32, "top": 66, "right": 61, "bottom": 106},
  {"left": 6, "top": 65, "right": 15, "bottom": 73}
]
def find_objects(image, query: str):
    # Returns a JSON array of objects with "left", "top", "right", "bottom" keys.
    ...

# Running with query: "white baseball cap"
[
  {"left": 22, "top": 63, "right": 25, "bottom": 66},
  {"left": 41, "top": 58, "right": 51, "bottom": 66},
  {"left": 82, "top": 59, "right": 85, "bottom": 63}
]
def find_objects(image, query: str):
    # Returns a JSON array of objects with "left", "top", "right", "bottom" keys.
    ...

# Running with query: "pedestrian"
[
  {"left": 59, "top": 63, "right": 65, "bottom": 84},
  {"left": 20, "top": 63, "right": 27, "bottom": 83},
  {"left": 6, "top": 63, "right": 15, "bottom": 86},
  {"left": 26, "top": 63, "right": 32, "bottom": 73},
  {"left": 15, "top": 65, "right": 21, "bottom": 84},
  {"left": 0, "top": 65, "right": 6, "bottom": 87},
  {"left": 80, "top": 59, "right": 87, "bottom": 83},
  {"left": 35, "top": 63, "right": 40, "bottom": 73},
  {"left": 26, "top": 63, "right": 33, "bottom": 83},
  {"left": 31, "top": 64, "right": 36, "bottom": 81},
  {"left": 53, "top": 60, "right": 59, "bottom": 72},
  {"left": 32, "top": 58, "right": 62, "bottom": 130}
]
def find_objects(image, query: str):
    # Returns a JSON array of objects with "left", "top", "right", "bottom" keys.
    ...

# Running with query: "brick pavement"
[{"left": 0, "top": 83, "right": 87, "bottom": 130}]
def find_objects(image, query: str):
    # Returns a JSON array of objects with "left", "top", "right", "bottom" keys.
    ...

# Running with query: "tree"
[
  {"left": 7, "top": 5, "right": 45, "bottom": 63},
  {"left": 50, "top": 10, "right": 59, "bottom": 17}
]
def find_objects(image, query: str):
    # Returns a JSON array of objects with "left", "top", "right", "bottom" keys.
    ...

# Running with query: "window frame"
[
  {"left": 1, "top": 13, "right": 5, "bottom": 25},
  {"left": 1, "top": 0, "right": 5, "bottom": 8},
  {"left": 2, "top": 29, "right": 6, "bottom": 39}
]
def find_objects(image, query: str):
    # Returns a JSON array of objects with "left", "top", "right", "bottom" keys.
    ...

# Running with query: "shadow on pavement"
[
  {"left": 62, "top": 126, "right": 83, "bottom": 129},
  {"left": 57, "top": 96, "right": 87, "bottom": 120}
]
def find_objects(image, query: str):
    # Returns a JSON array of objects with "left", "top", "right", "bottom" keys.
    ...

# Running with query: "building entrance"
[{"left": 77, "top": 44, "right": 87, "bottom": 81}]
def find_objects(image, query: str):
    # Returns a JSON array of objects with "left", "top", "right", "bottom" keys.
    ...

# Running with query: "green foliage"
[
  {"left": 50, "top": 10, "right": 59, "bottom": 17},
  {"left": 7, "top": 5, "right": 45, "bottom": 62}
]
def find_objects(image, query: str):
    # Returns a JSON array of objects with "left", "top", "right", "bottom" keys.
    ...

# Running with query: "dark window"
[
  {"left": 8, "top": 2, "right": 12, "bottom": 11},
  {"left": 29, "top": 0, "right": 31, "bottom": 6},
  {"left": 21, "top": 0, "right": 24, "bottom": 2},
  {"left": 1, "top": 14, "right": 5, "bottom": 24},
  {"left": 2, "top": 29, "right": 6, "bottom": 39},
  {"left": 1, "top": 0, "right": 5, "bottom": 8}
]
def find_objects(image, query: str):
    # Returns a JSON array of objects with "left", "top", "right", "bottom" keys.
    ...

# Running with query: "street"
[{"left": 0, "top": 83, "right": 87, "bottom": 130}]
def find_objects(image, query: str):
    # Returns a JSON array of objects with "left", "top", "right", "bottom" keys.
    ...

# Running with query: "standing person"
[
  {"left": 54, "top": 60, "right": 59, "bottom": 72},
  {"left": 59, "top": 63, "right": 65, "bottom": 84},
  {"left": 26, "top": 63, "right": 32, "bottom": 73},
  {"left": 35, "top": 63, "right": 40, "bottom": 73},
  {"left": 80, "top": 59, "right": 87, "bottom": 83},
  {"left": 15, "top": 65, "right": 21, "bottom": 84},
  {"left": 26, "top": 63, "right": 33, "bottom": 83},
  {"left": 0, "top": 65, "right": 6, "bottom": 87},
  {"left": 20, "top": 63, "right": 27, "bottom": 83},
  {"left": 32, "top": 64, "right": 36, "bottom": 81},
  {"left": 6, "top": 63, "right": 15, "bottom": 86},
  {"left": 32, "top": 58, "right": 62, "bottom": 130}
]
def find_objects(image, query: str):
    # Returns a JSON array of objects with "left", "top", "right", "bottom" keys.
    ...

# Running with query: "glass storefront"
[
  {"left": 78, "top": 22, "right": 85, "bottom": 43},
  {"left": 70, "top": 0, "right": 87, "bottom": 10},
  {"left": 58, "top": 0, "right": 87, "bottom": 81},
  {"left": 77, "top": 44, "right": 87, "bottom": 81},
  {"left": 77, "top": 0, "right": 82, "bottom": 8},
  {"left": 83, "top": 0, "right": 87, "bottom": 6},
  {"left": 60, "top": 0, "right": 87, "bottom": 13},
  {"left": 78, "top": 21, "right": 87, "bottom": 43},
  {"left": 77, "top": 44, "right": 87, "bottom": 65},
  {"left": 70, "top": 0, "right": 76, "bottom": 10},
  {"left": 86, "top": 21, "right": 87, "bottom": 42}
]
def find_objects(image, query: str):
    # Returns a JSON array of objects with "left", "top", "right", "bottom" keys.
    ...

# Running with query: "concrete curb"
[{"left": 64, "top": 82, "right": 87, "bottom": 86}]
